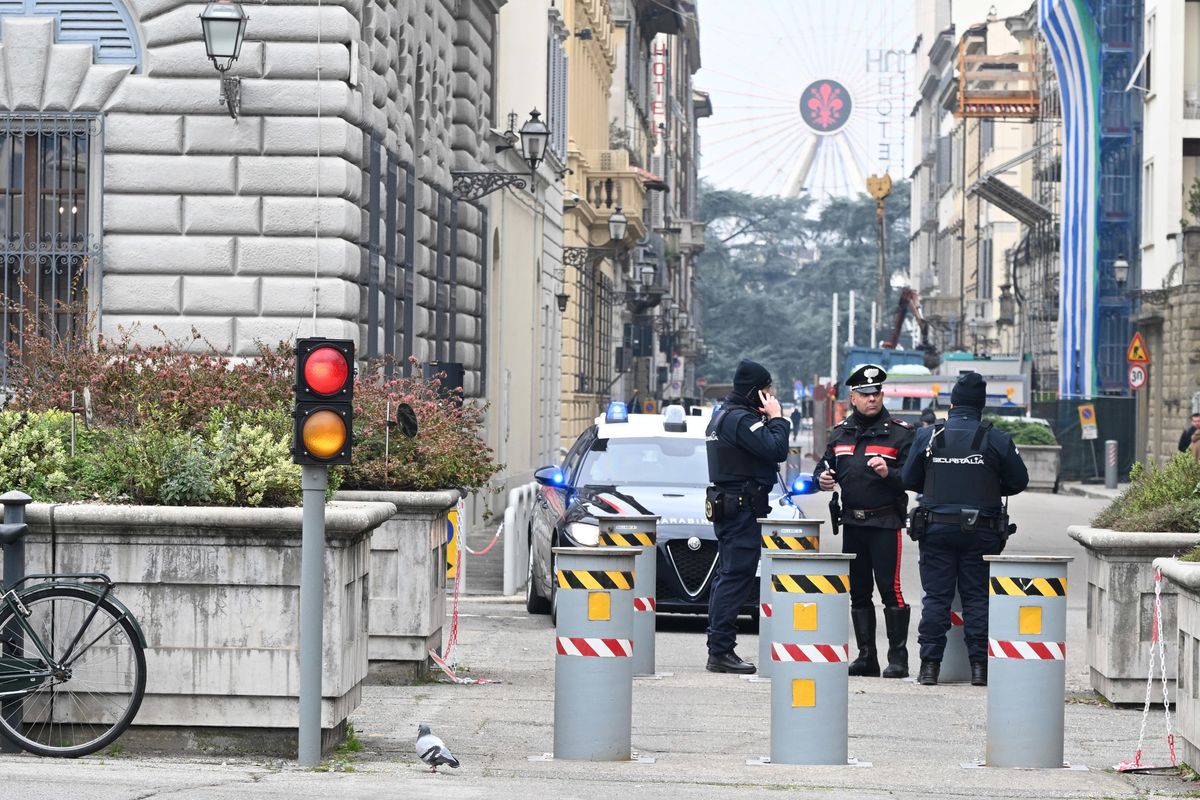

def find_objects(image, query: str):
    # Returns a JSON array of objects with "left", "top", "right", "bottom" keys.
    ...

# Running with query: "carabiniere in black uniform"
[{"left": 813, "top": 364, "right": 914, "bottom": 679}]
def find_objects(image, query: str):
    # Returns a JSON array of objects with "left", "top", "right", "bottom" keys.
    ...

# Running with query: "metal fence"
[{"left": 1031, "top": 397, "right": 1137, "bottom": 482}]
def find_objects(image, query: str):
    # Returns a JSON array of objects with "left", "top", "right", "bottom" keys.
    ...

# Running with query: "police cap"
[{"left": 845, "top": 363, "right": 887, "bottom": 394}]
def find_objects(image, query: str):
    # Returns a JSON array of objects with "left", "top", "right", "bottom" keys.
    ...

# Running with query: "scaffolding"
[{"left": 956, "top": 25, "right": 1041, "bottom": 120}]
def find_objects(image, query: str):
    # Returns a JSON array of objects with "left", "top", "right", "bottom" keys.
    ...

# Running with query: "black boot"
[
  {"left": 706, "top": 651, "right": 756, "bottom": 674},
  {"left": 881, "top": 606, "right": 910, "bottom": 679},
  {"left": 918, "top": 660, "right": 940, "bottom": 685},
  {"left": 847, "top": 608, "right": 880, "bottom": 677},
  {"left": 971, "top": 661, "right": 987, "bottom": 686}
]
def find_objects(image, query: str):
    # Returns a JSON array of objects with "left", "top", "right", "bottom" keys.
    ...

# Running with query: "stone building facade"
[{"left": 0, "top": 0, "right": 506, "bottom": 396}]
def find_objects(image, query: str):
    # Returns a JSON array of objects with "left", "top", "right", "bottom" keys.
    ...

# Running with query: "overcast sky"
[{"left": 695, "top": 0, "right": 917, "bottom": 199}]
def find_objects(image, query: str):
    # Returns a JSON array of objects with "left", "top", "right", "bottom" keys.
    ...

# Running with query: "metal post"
[
  {"left": 940, "top": 590, "right": 971, "bottom": 683},
  {"left": 755, "top": 518, "right": 823, "bottom": 681},
  {"left": 596, "top": 515, "right": 660, "bottom": 677},
  {"left": 1104, "top": 440, "right": 1118, "bottom": 489},
  {"left": 847, "top": 290, "right": 856, "bottom": 347},
  {"left": 831, "top": 293, "right": 839, "bottom": 385},
  {"left": 298, "top": 465, "right": 328, "bottom": 767},
  {"left": 0, "top": 490, "right": 31, "bottom": 754},
  {"left": 870, "top": 301, "right": 878, "bottom": 350},
  {"left": 759, "top": 551, "right": 854, "bottom": 766},
  {"left": 984, "top": 555, "right": 1071, "bottom": 768},
  {"left": 552, "top": 546, "right": 637, "bottom": 760}
]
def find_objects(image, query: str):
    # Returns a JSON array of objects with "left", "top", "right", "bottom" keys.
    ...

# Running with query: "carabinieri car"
[{"left": 524, "top": 402, "right": 816, "bottom": 621}]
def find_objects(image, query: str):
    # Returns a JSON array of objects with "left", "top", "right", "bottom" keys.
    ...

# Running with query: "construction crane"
[{"left": 880, "top": 288, "right": 941, "bottom": 370}]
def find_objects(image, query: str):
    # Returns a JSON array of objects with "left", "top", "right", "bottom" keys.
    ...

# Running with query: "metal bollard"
[
  {"left": 765, "top": 551, "right": 854, "bottom": 765},
  {"left": 1105, "top": 440, "right": 1118, "bottom": 490},
  {"left": 552, "top": 546, "right": 637, "bottom": 761},
  {"left": 596, "top": 514, "right": 660, "bottom": 677},
  {"left": 939, "top": 590, "right": 971, "bottom": 684},
  {"left": 0, "top": 490, "right": 31, "bottom": 755},
  {"left": 757, "top": 518, "right": 823, "bottom": 680},
  {"left": 984, "top": 555, "right": 1072, "bottom": 768}
]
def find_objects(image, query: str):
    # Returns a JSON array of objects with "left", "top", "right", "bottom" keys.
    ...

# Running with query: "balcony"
[{"left": 568, "top": 148, "right": 649, "bottom": 241}]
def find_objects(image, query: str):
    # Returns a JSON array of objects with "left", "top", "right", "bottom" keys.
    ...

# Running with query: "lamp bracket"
[
  {"left": 451, "top": 170, "right": 528, "bottom": 201},
  {"left": 562, "top": 246, "right": 617, "bottom": 268},
  {"left": 219, "top": 74, "right": 241, "bottom": 120}
]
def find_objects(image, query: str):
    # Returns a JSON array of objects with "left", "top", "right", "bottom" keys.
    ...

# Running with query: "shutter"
[{"left": 29, "top": 0, "right": 140, "bottom": 67}]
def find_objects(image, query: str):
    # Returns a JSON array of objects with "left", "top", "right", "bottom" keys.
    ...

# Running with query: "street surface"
[{"left": 4, "top": 491, "right": 1197, "bottom": 799}]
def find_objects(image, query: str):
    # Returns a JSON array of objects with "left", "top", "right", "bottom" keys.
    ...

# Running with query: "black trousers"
[
  {"left": 917, "top": 524, "right": 1006, "bottom": 663},
  {"left": 844, "top": 524, "right": 906, "bottom": 610},
  {"left": 706, "top": 504, "right": 760, "bottom": 656}
]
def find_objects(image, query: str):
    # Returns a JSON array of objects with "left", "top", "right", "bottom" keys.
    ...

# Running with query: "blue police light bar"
[
  {"left": 663, "top": 404, "right": 687, "bottom": 432},
  {"left": 605, "top": 401, "right": 629, "bottom": 423}
]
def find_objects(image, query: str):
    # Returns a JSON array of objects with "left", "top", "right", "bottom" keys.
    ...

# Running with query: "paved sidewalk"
[
  {"left": 1060, "top": 481, "right": 1125, "bottom": 502},
  {"left": 7, "top": 596, "right": 1196, "bottom": 800}
]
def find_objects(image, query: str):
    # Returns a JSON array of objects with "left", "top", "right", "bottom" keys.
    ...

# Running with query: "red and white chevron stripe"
[
  {"left": 760, "top": 602, "right": 772, "bottom": 618},
  {"left": 770, "top": 643, "right": 849, "bottom": 663},
  {"left": 950, "top": 611, "right": 964, "bottom": 626},
  {"left": 633, "top": 597, "right": 656, "bottom": 612},
  {"left": 556, "top": 637, "right": 633, "bottom": 658},
  {"left": 988, "top": 639, "right": 1065, "bottom": 660}
]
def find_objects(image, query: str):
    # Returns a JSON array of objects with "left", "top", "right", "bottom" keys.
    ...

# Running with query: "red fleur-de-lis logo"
[{"left": 807, "top": 82, "right": 844, "bottom": 129}]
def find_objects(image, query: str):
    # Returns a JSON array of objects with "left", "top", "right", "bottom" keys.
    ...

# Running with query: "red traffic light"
[{"left": 303, "top": 346, "right": 350, "bottom": 396}]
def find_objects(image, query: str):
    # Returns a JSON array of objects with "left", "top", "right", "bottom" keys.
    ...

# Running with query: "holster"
[
  {"left": 828, "top": 492, "right": 841, "bottom": 536},
  {"left": 907, "top": 507, "right": 929, "bottom": 542},
  {"left": 704, "top": 486, "right": 726, "bottom": 523}
]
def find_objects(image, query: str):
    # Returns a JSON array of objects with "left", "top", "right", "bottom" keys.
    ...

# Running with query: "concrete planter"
[
  {"left": 21, "top": 500, "right": 395, "bottom": 756},
  {"left": 1068, "top": 526, "right": 1200, "bottom": 703},
  {"left": 1021, "top": 444, "right": 1062, "bottom": 492},
  {"left": 1154, "top": 558, "right": 1200, "bottom": 769},
  {"left": 335, "top": 489, "right": 458, "bottom": 682}
]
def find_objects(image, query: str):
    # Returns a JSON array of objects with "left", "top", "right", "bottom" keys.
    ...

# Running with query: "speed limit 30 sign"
[{"left": 1128, "top": 363, "right": 1147, "bottom": 391}]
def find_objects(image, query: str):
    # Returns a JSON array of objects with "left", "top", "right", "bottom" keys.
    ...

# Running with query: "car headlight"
[{"left": 566, "top": 522, "right": 600, "bottom": 546}]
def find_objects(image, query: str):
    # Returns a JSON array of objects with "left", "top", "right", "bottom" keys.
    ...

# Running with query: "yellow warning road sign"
[{"left": 1126, "top": 331, "right": 1150, "bottom": 364}]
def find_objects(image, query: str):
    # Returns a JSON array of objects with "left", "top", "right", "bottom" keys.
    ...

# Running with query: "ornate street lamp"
[
  {"left": 199, "top": 0, "right": 249, "bottom": 119},
  {"left": 452, "top": 109, "right": 551, "bottom": 201},
  {"left": 1112, "top": 256, "right": 1130, "bottom": 290},
  {"left": 997, "top": 284, "right": 1016, "bottom": 327},
  {"left": 563, "top": 207, "right": 629, "bottom": 267},
  {"left": 555, "top": 292, "right": 569, "bottom": 313},
  {"left": 608, "top": 207, "right": 628, "bottom": 243},
  {"left": 639, "top": 263, "right": 656, "bottom": 288}
]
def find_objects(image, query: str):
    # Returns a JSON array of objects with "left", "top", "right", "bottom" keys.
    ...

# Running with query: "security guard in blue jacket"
[
  {"left": 814, "top": 364, "right": 915, "bottom": 678},
  {"left": 704, "top": 359, "right": 791, "bottom": 674},
  {"left": 901, "top": 372, "right": 1029, "bottom": 687}
]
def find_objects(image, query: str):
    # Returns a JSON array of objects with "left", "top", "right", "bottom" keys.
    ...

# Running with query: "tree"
[{"left": 696, "top": 181, "right": 911, "bottom": 400}]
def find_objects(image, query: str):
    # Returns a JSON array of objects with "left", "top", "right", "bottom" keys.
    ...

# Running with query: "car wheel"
[{"left": 525, "top": 532, "right": 551, "bottom": 615}]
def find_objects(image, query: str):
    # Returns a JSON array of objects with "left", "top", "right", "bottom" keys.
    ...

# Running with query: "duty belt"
[
  {"left": 927, "top": 511, "right": 1004, "bottom": 531},
  {"left": 843, "top": 504, "right": 897, "bottom": 522}
]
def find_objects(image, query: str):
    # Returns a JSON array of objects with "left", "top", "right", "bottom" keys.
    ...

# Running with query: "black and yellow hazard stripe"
[
  {"left": 557, "top": 569, "right": 635, "bottom": 590},
  {"left": 599, "top": 531, "right": 656, "bottom": 547},
  {"left": 989, "top": 576, "right": 1067, "bottom": 597},
  {"left": 771, "top": 574, "right": 850, "bottom": 594},
  {"left": 762, "top": 534, "right": 818, "bottom": 551}
]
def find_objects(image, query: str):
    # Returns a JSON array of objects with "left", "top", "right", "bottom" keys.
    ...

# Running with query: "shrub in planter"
[
  {"left": 1092, "top": 454, "right": 1200, "bottom": 532},
  {"left": 0, "top": 410, "right": 74, "bottom": 499},
  {"left": 985, "top": 416, "right": 1059, "bottom": 446}
]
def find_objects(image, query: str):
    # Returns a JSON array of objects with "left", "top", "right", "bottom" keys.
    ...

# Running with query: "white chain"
[{"left": 1133, "top": 568, "right": 1176, "bottom": 767}]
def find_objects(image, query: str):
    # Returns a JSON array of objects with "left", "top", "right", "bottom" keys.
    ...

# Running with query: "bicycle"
[{"left": 0, "top": 522, "right": 147, "bottom": 757}]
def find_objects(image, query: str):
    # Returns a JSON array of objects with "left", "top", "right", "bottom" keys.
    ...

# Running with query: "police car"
[{"left": 525, "top": 402, "right": 816, "bottom": 620}]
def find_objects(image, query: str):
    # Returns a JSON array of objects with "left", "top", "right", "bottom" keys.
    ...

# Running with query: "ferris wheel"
[{"left": 698, "top": 0, "right": 915, "bottom": 200}]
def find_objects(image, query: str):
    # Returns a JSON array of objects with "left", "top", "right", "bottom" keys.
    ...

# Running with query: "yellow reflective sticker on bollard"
[
  {"left": 793, "top": 602, "right": 818, "bottom": 631},
  {"left": 1019, "top": 605, "right": 1042, "bottom": 635},
  {"left": 792, "top": 678, "right": 816, "bottom": 707},
  {"left": 588, "top": 591, "right": 611, "bottom": 621}
]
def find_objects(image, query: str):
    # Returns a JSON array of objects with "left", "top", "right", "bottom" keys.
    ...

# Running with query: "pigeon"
[{"left": 416, "top": 723, "right": 460, "bottom": 772}]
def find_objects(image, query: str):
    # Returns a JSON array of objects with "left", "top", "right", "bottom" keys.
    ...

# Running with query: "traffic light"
[{"left": 292, "top": 337, "right": 354, "bottom": 465}]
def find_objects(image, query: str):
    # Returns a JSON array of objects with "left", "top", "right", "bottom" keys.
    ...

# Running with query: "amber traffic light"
[{"left": 292, "top": 338, "right": 354, "bottom": 465}]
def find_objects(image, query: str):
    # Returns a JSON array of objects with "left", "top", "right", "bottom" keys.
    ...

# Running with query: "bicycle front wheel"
[{"left": 0, "top": 584, "right": 147, "bottom": 757}]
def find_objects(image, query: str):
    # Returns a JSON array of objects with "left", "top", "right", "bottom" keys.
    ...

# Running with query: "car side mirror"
[
  {"left": 534, "top": 465, "right": 566, "bottom": 487},
  {"left": 788, "top": 473, "right": 817, "bottom": 496}
]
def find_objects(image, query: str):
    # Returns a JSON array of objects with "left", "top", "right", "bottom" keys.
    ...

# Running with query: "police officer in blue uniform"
[
  {"left": 814, "top": 364, "right": 915, "bottom": 678},
  {"left": 704, "top": 359, "right": 791, "bottom": 674},
  {"left": 901, "top": 372, "right": 1029, "bottom": 686}
]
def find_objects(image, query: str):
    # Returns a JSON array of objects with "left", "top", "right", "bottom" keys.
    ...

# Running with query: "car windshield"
[{"left": 575, "top": 436, "right": 708, "bottom": 488}]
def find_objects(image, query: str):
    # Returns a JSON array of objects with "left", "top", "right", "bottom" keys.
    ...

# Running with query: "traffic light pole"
[{"left": 298, "top": 464, "right": 329, "bottom": 767}]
